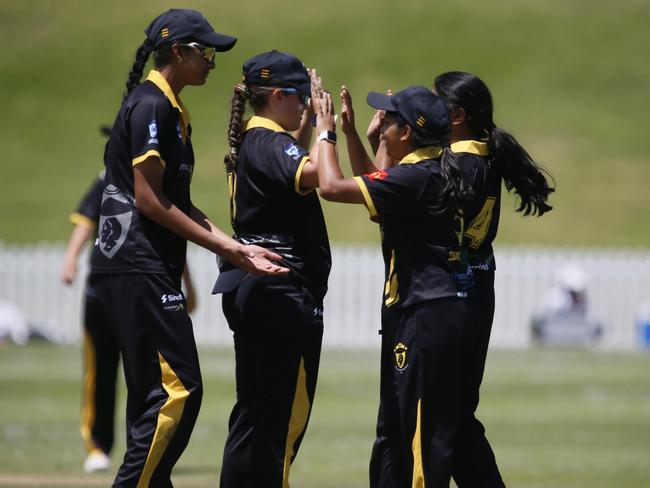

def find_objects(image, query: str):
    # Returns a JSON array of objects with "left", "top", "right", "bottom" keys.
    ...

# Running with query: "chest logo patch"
[
  {"left": 284, "top": 143, "right": 301, "bottom": 160},
  {"left": 394, "top": 342, "right": 408, "bottom": 372}
]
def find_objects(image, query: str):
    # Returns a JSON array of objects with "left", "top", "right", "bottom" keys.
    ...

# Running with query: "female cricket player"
[
  {"left": 434, "top": 71, "right": 554, "bottom": 488},
  {"left": 214, "top": 50, "right": 330, "bottom": 488},
  {"left": 313, "top": 80, "right": 475, "bottom": 487},
  {"left": 88, "top": 10, "right": 285, "bottom": 486}
]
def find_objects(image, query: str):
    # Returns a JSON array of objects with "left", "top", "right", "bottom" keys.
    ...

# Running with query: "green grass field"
[
  {"left": 1, "top": 0, "right": 649, "bottom": 246},
  {"left": 1, "top": 343, "right": 649, "bottom": 487}
]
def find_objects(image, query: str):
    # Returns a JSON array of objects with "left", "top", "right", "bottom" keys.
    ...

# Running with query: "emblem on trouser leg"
[{"left": 394, "top": 342, "right": 408, "bottom": 372}]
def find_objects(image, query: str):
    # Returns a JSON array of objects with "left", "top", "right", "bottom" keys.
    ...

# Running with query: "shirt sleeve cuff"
[
  {"left": 294, "top": 156, "right": 314, "bottom": 195},
  {"left": 69, "top": 212, "right": 97, "bottom": 230},
  {"left": 132, "top": 149, "right": 166, "bottom": 168},
  {"left": 353, "top": 176, "right": 378, "bottom": 218}
]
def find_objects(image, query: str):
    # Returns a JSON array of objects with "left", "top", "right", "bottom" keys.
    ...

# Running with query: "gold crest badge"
[{"left": 394, "top": 342, "right": 408, "bottom": 371}]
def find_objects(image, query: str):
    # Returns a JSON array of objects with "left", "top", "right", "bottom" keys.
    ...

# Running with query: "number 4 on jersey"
[{"left": 464, "top": 197, "right": 496, "bottom": 249}]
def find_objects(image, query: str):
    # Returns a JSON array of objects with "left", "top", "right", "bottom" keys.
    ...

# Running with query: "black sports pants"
[
  {"left": 93, "top": 273, "right": 202, "bottom": 488},
  {"left": 80, "top": 277, "right": 120, "bottom": 456},
  {"left": 369, "top": 297, "right": 470, "bottom": 488},
  {"left": 452, "top": 270, "right": 505, "bottom": 487},
  {"left": 220, "top": 274, "right": 323, "bottom": 488}
]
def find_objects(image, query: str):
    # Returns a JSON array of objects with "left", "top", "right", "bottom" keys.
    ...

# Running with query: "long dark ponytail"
[
  {"left": 434, "top": 71, "right": 554, "bottom": 216},
  {"left": 123, "top": 39, "right": 154, "bottom": 101}
]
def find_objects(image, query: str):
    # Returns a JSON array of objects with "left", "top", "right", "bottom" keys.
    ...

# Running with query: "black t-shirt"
[
  {"left": 227, "top": 116, "right": 331, "bottom": 303},
  {"left": 355, "top": 147, "right": 473, "bottom": 309},
  {"left": 69, "top": 171, "right": 104, "bottom": 233},
  {"left": 452, "top": 140, "right": 502, "bottom": 272},
  {"left": 91, "top": 70, "right": 194, "bottom": 279}
]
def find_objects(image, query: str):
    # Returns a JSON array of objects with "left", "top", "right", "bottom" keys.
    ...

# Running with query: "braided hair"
[
  {"left": 122, "top": 39, "right": 154, "bottom": 101},
  {"left": 223, "top": 83, "right": 272, "bottom": 172}
]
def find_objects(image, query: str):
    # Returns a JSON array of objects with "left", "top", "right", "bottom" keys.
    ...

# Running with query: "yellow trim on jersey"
[
  {"left": 353, "top": 176, "right": 378, "bottom": 219},
  {"left": 384, "top": 250, "right": 400, "bottom": 307},
  {"left": 294, "top": 156, "right": 314, "bottom": 195},
  {"left": 450, "top": 140, "right": 489, "bottom": 156},
  {"left": 69, "top": 212, "right": 97, "bottom": 230},
  {"left": 228, "top": 171, "right": 237, "bottom": 221},
  {"left": 146, "top": 70, "right": 191, "bottom": 143},
  {"left": 132, "top": 150, "right": 166, "bottom": 168},
  {"left": 282, "top": 357, "right": 310, "bottom": 488},
  {"left": 138, "top": 352, "right": 190, "bottom": 488},
  {"left": 80, "top": 330, "right": 99, "bottom": 454},
  {"left": 245, "top": 115, "right": 288, "bottom": 133},
  {"left": 399, "top": 146, "right": 442, "bottom": 165},
  {"left": 411, "top": 399, "right": 425, "bottom": 488}
]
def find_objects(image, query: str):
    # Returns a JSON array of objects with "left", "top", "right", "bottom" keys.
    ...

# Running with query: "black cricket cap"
[
  {"left": 243, "top": 50, "right": 310, "bottom": 97},
  {"left": 145, "top": 9, "right": 237, "bottom": 51},
  {"left": 367, "top": 86, "right": 450, "bottom": 141}
]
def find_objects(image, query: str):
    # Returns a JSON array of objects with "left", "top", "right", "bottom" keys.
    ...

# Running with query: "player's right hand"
[
  {"left": 61, "top": 259, "right": 77, "bottom": 285},
  {"left": 340, "top": 85, "right": 355, "bottom": 134},
  {"left": 367, "top": 89, "right": 392, "bottom": 141}
]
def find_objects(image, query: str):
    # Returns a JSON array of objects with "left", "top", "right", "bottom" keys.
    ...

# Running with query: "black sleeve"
[
  {"left": 128, "top": 96, "right": 175, "bottom": 166},
  {"left": 70, "top": 172, "right": 105, "bottom": 227},
  {"left": 355, "top": 165, "right": 430, "bottom": 218},
  {"left": 268, "top": 133, "right": 312, "bottom": 195}
]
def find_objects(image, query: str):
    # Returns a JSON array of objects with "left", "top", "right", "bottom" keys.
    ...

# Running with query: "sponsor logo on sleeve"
[
  {"left": 367, "top": 170, "right": 388, "bottom": 181},
  {"left": 284, "top": 143, "right": 301, "bottom": 160},
  {"left": 148, "top": 120, "right": 158, "bottom": 144},
  {"left": 98, "top": 185, "right": 133, "bottom": 259}
]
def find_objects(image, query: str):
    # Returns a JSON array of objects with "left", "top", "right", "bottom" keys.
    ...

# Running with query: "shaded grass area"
[
  {"left": 1, "top": 343, "right": 649, "bottom": 487},
  {"left": 1, "top": 0, "right": 649, "bottom": 245}
]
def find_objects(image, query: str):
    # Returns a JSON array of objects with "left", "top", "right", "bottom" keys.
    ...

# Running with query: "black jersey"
[
  {"left": 226, "top": 116, "right": 331, "bottom": 302},
  {"left": 70, "top": 171, "right": 105, "bottom": 231},
  {"left": 452, "top": 140, "right": 502, "bottom": 272},
  {"left": 91, "top": 70, "right": 195, "bottom": 279},
  {"left": 355, "top": 147, "right": 473, "bottom": 309}
]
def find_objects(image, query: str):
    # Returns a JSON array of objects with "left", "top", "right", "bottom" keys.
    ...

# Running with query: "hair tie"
[
  {"left": 234, "top": 83, "right": 251, "bottom": 99},
  {"left": 230, "top": 147, "right": 238, "bottom": 155},
  {"left": 143, "top": 38, "right": 155, "bottom": 52}
]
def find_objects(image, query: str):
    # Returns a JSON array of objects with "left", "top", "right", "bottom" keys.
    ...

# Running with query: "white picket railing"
[{"left": 1, "top": 242, "right": 649, "bottom": 350}]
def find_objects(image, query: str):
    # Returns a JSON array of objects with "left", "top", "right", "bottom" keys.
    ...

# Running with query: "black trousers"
[
  {"left": 452, "top": 270, "right": 505, "bottom": 488},
  {"left": 93, "top": 273, "right": 202, "bottom": 488},
  {"left": 80, "top": 276, "right": 120, "bottom": 456},
  {"left": 220, "top": 274, "right": 324, "bottom": 488},
  {"left": 370, "top": 297, "right": 471, "bottom": 488}
]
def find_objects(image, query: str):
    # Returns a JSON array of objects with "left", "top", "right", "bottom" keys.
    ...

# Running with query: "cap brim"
[
  {"left": 198, "top": 32, "right": 237, "bottom": 51},
  {"left": 212, "top": 268, "right": 248, "bottom": 294},
  {"left": 367, "top": 92, "right": 396, "bottom": 111}
]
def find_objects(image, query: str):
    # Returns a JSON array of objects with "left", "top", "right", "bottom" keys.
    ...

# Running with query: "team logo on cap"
[
  {"left": 161, "top": 27, "right": 169, "bottom": 38},
  {"left": 416, "top": 116, "right": 426, "bottom": 127},
  {"left": 261, "top": 68, "right": 270, "bottom": 79},
  {"left": 394, "top": 342, "right": 408, "bottom": 371}
]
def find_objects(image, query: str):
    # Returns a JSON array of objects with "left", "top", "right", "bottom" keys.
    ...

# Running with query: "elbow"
[
  {"left": 135, "top": 192, "right": 160, "bottom": 218},
  {"left": 317, "top": 182, "right": 339, "bottom": 201}
]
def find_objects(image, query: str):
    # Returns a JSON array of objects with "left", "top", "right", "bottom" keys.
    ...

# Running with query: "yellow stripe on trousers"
[
  {"left": 80, "top": 330, "right": 99, "bottom": 454},
  {"left": 282, "top": 357, "right": 310, "bottom": 488},
  {"left": 137, "top": 352, "right": 189, "bottom": 488},
  {"left": 412, "top": 399, "right": 425, "bottom": 488}
]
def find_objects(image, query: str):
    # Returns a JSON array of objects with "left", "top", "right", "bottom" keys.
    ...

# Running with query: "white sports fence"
[{"left": 1, "top": 242, "right": 649, "bottom": 351}]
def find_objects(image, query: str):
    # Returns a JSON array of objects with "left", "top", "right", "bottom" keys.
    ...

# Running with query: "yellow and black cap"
[
  {"left": 145, "top": 9, "right": 237, "bottom": 51},
  {"left": 243, "top": 50, "right": 310, "bottom": 98},
  {"left": 367, "top": 86, "right": 449, "bottom": 140}
]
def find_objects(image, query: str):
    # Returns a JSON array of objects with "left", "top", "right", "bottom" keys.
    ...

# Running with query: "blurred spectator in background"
[
  {"left": 532, "top": 264, "right": 601, "bottom": 346},
  {"left": 0, "top": 300, "right": 29, "bottom": 347}
]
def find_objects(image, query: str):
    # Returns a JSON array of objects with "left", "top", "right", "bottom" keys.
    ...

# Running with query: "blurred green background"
[{"left": 2, "top": 0, "right": 649, "bottom": 245}]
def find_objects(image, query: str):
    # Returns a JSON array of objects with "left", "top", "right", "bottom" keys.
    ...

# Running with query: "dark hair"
[
  {"left": 434, "top": 71, "right": 554, "bottom": 216},
  {"left": 386, "top": 111, "right": 473, "bottom": 215},
  {"left": 223, "top": 83, "right": 271, "bottom": 172},
  {"left": 122, "top": 38, "right": 197, "bottom": 102},
  {"left": 123, "top": 39, "right": 154, "bottom": 101}
]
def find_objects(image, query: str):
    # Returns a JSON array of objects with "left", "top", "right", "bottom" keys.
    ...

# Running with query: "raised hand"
[
  {"left": 340, "top": 85, "right": 355, "bottom": 135},
  {"left": 316, "top": 91, "right": 335, "bottom": 133},
  {"left": 224, "top": 244, "right": 288, "bottom": 275},
  {"left": 310, "top": 68, "right": 325, "bottom": 114}
]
